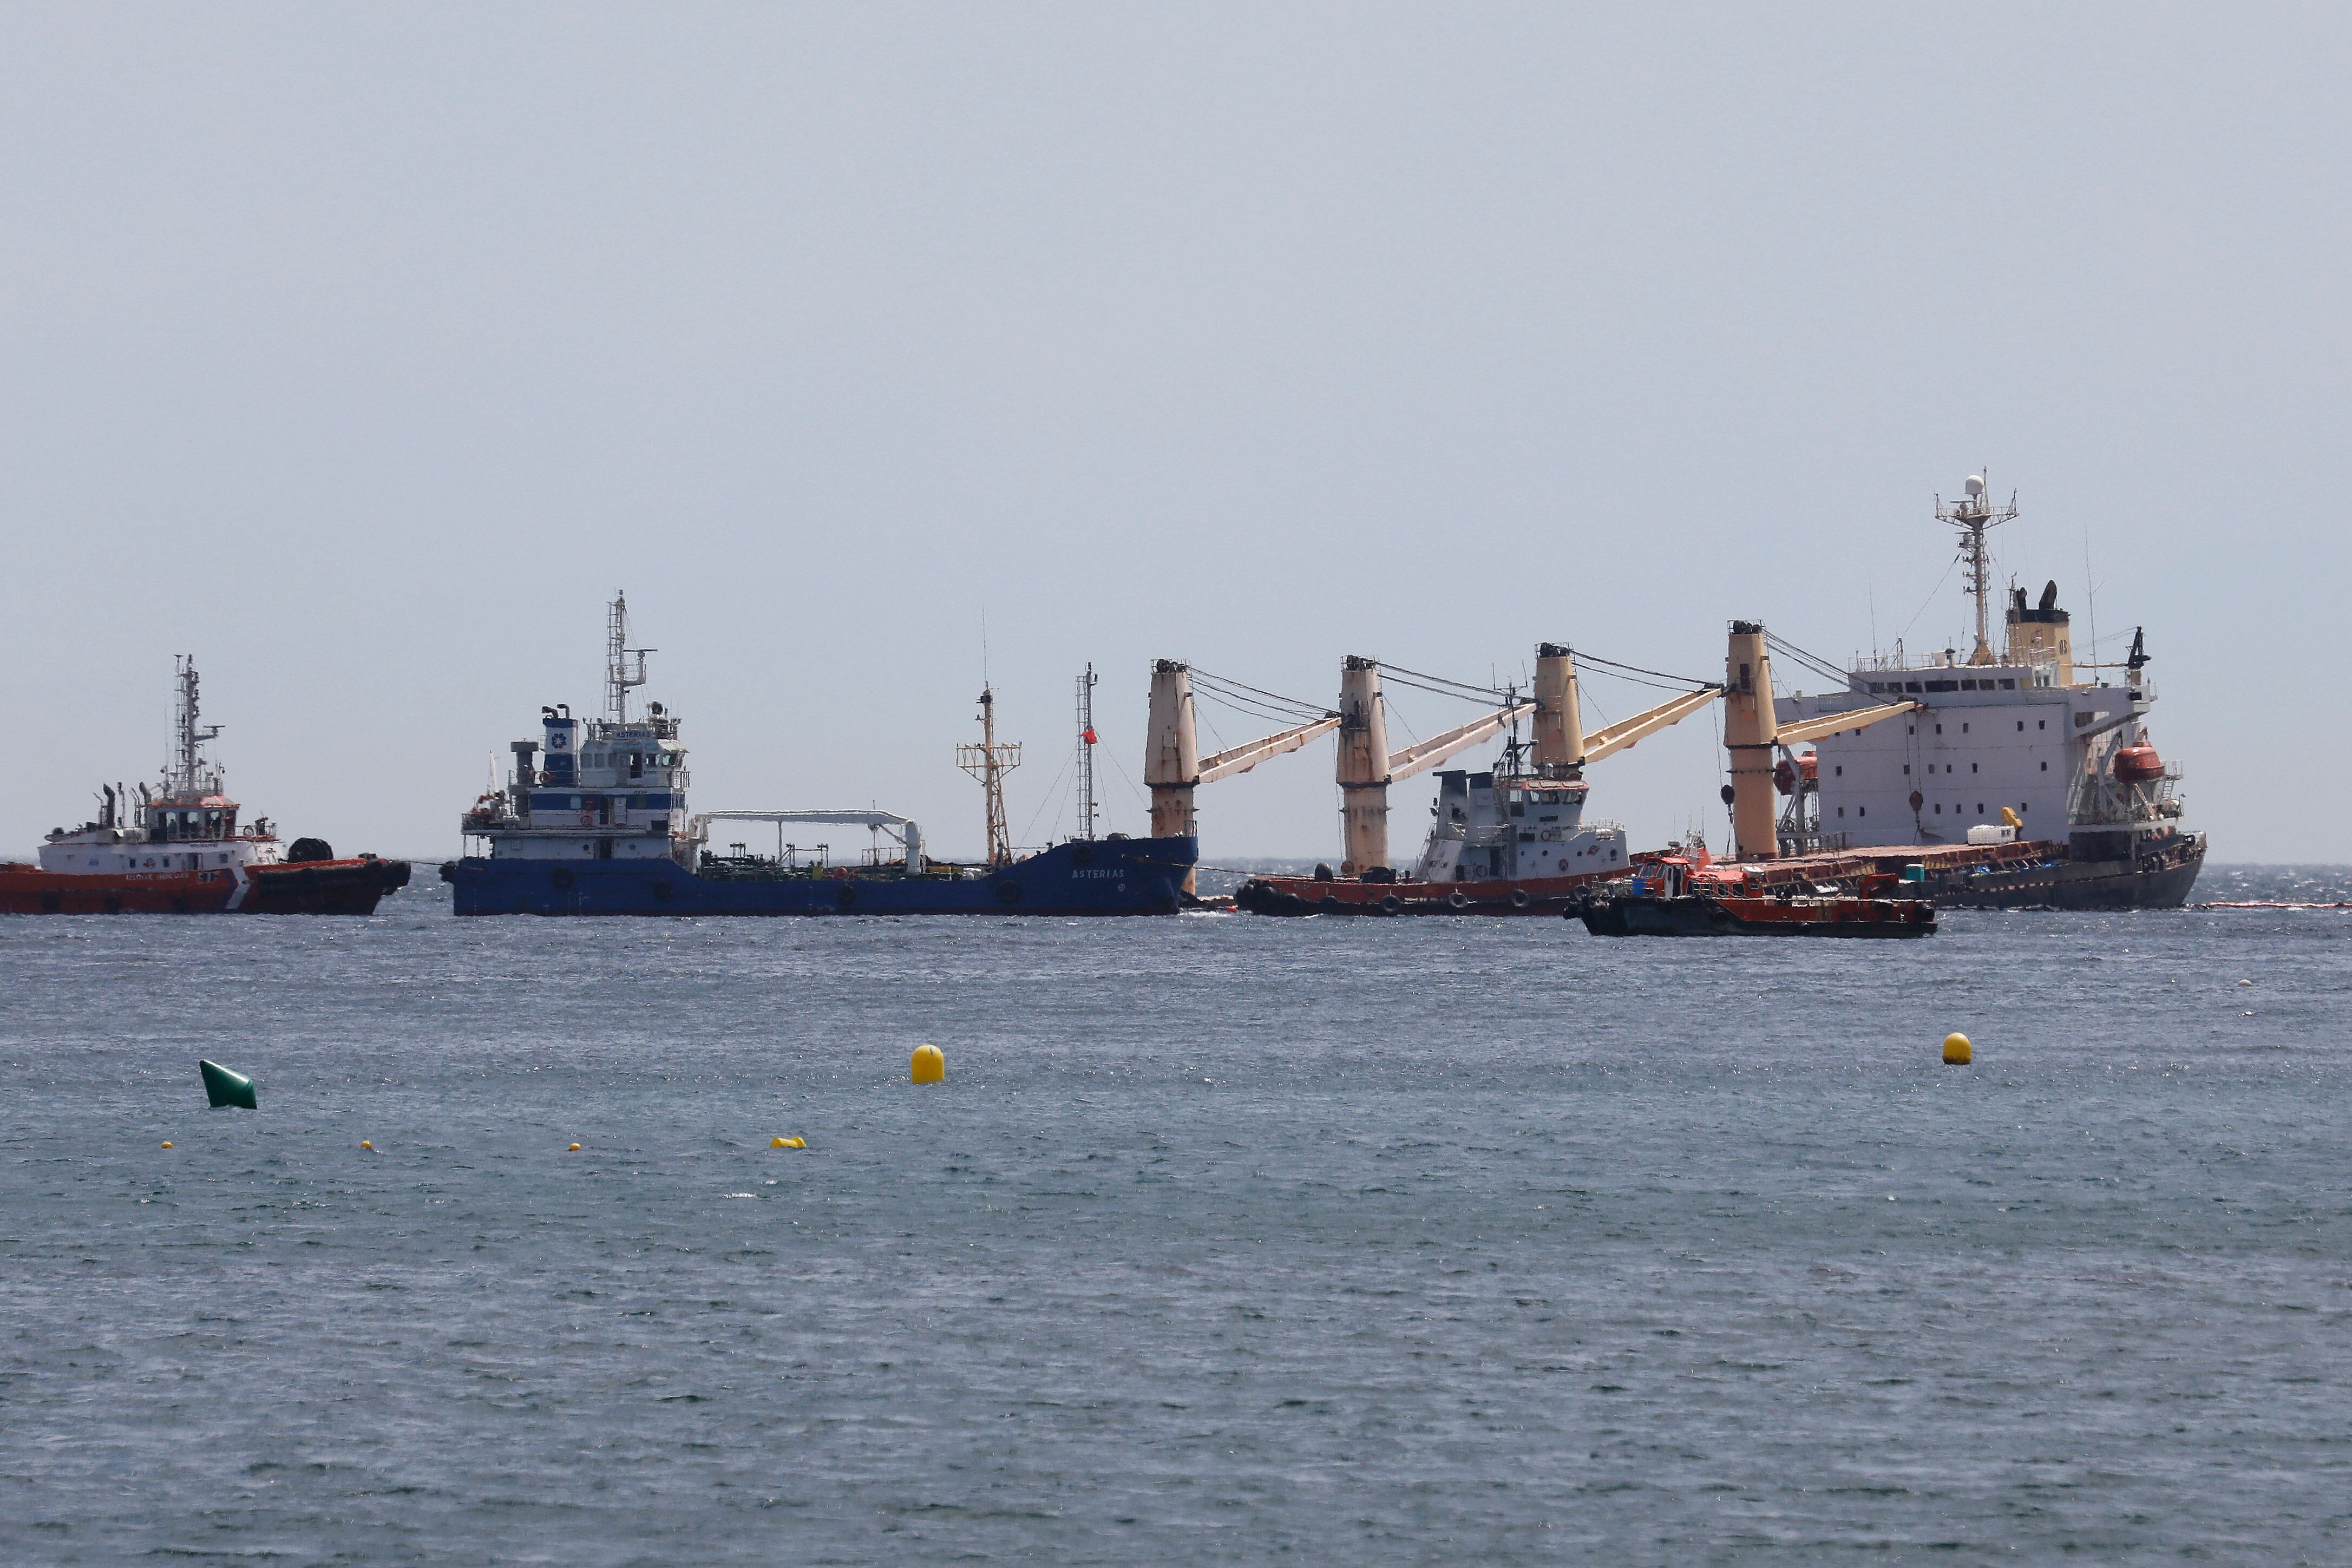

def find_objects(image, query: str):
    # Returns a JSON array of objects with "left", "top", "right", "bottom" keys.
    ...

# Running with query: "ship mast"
[
  {"left": 1934, "top": 474, "right": 2018, "bottom": 665},
  {"left": 168, "top": 656, "right": 222, "bottom": 796},
  {"left": 957, "top": 685, "right": 1023, "bottom": 867},
  {"left": 605, "top": 591, "right": 654, "bottom": 723},
  {"left": 1075, "top": 664, "right": 1099, "bottom": 841}
]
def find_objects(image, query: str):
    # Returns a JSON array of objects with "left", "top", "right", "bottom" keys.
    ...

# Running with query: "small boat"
[
  {"left": 0, "top": 659, "right": 411, "bottom": 915},
  {"left": 1567, "top": 855, "right": 1936, "bottom": 938}
]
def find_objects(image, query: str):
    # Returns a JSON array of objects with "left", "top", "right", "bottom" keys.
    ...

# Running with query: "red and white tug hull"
[{"left": 0, "top": 855, "right": 410, "bottom": 915}]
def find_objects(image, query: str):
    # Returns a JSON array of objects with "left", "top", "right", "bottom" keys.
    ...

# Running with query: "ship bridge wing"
[{"left": 1772, "top": 699, "right": 1919, "bottom": 746}]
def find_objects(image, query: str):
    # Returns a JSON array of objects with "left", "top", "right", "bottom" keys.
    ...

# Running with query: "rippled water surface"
[{"left": 4, "top": 868, "right": 2349, "bottom": 1564}]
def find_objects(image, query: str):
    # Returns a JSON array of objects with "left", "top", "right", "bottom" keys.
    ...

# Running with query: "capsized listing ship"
[
  {"left": 440, "top": 596, "right": 1197, "bottom": 915},
  {"left": 1700, "top": 475, "right": 2204, "bottom": 908},
  {"left": 0, "top": 658, "right": 411, "bottom": 914}
]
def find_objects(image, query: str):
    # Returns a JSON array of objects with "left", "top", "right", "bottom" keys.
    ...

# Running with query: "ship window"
[
  {"left": 1971, "top": 763, "right": 1978, "bottom": 773},
  {"left": 1935, "top": 724, "right": 1943, "bottom": 734},
  {"left": 1935, "top": 804, "right": 1942, "bottom": 814},
  {"left": 1858, "top": 806, "right": 1866, "bottom": 817},
  {"left": 2017, "top": 721, "right": 2025, "bottom": 731},
  {"left": 2038, "top": 720, "right": 2046, "bottom": 730},
  {"left": 1976, "top": 803, "right": 1984, "bottom": 814},
  {"left": 2040, "top": 762, "right": 2047, "bottom": 771},
  {"left": 2001, "top": 679, "right": 2017, "bottom": 690},
  {"left": 1834, "top": 766, "right": 1842, "bottom": 776},
  {"left": 1905, "top": 682, "right": 1922, "bottom": 692},
  {"left": 1837, "top": 806, "right": 1845, "bottom": 817},
  {"left": 1903, "top": 764, "right": 1910, "bottom": 775},
  {"left": 1961, "top": 723, "right": 1969, "bottom": 733}
]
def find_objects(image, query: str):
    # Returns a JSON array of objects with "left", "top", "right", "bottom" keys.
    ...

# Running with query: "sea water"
[{"left": 3, "top": 868, "right": 2348, "bottom": 1564}]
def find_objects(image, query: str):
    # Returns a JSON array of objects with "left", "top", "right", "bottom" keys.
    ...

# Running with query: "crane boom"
[
  {"left": 1197, "top": 714, "right": 1340, "bottom": 784},
  {"left": 1773, "top": 699, "right": 1918, "bottom": 746},
  {"left": 1384, "top": 700, "right": 1536, "bottom": 784},
  {"left": 1579, "top": 685, "right": 1724, "bottom": 765}
]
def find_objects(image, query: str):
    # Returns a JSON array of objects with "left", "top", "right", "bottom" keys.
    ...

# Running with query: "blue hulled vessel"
[{"left": 441, "top": 596, "right": 1195, "bottom": 916}]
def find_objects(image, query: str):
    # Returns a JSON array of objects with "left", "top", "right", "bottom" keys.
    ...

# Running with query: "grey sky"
[{"left": 4, "top": 5, "right": 2346, "bottom": 862}]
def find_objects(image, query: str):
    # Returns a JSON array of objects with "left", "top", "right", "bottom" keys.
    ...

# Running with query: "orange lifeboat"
[
  {"left": 2114, "top": 742, "right": 2165, "bottom": 783},
  {"left": 1772, "top": 751, "right": 1820, "bottom": 796}
]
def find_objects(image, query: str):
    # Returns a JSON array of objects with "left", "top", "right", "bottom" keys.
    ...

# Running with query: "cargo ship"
[
  {"left": 1228, "top": 473, "right": 2200, "bottom": 915},
  {"left": 0, "top": 659, "right": 411, "bottom": 915},
  {"left": 441, "top": 596, "right": 1196, "bottom": 916}
]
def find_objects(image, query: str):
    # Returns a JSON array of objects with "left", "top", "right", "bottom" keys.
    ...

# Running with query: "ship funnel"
[
  {"left": 1723, "top": 621, "right": 1780, "bottom": 860},
  {"left": 1145, "top": 660, "right": 1201, "bottom": 896},
  {"left": 1531, "top": 643, "right": 1584, "bottom": 772},
  {"left": 1335, "top": 657, "right": 1392, "bottom": 877}
]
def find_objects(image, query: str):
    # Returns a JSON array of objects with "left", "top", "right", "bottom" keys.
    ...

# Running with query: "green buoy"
[{"left": 199, "top": 1059, "right": 258, "bottom": 1110}]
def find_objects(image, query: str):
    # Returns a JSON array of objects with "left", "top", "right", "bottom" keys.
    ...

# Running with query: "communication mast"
[
  {"left": 605, "top": 591, "right": 655, "bottom": 723},
  {"left": 1075, "top": 664, "right": 1100, "bottom": 841},
  {"left": 1933, "top": 474, "right": 2019, "bottom": 665},
  {"left": 168, "top": 657, "right": 223, "bottom": 796},
  {"left": 956, "top": 685, "right": 1023, "bottom": 867}
]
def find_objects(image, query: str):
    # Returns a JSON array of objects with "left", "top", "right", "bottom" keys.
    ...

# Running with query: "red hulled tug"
[{"left": 0, "top": 658, "right": 409, "bottom": 915}]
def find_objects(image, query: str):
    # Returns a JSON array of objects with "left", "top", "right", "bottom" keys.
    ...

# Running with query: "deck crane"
[
  {"left": 1145, "top": 660, "right": 1340, "bottom": 896},
  {"left": 1339, "top": 648, "right": 1729, "bottom": 875},
  {"left": 1721, "top": 621, "right": 1919, "bottom": 860}
]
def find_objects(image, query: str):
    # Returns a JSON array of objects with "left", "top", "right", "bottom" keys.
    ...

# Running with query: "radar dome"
[{"left": 1964, "top": 474, "right": 1986, "bottom": 497}]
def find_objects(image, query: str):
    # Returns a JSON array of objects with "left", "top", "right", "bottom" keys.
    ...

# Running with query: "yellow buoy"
[
  {"left": 160, "top": 1141, "right": 173, "bottom": 1149},
  {"left": 361, "top": 1140, "right": 374, "bottom": 1151},
  {"left": 1942, "top": 1032, "right": 1972, "bottom": 1065},
  {"left": 568, "top": 1143, "right": 582, "bottom": 1151},
  {"left": 771, "top": 1136, "right": 805, "bottom": 1149},
  {"left": 910, "top": 1044, "right": 946, "bottom": 1085}
]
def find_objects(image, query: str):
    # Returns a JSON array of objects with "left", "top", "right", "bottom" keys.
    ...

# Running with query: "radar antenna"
[
  {"left": 1934, "top": 473, "right": 2019, "bottom": 665},
  {"left": 605, "top": 591, "right": 656, "bottom": 722}
]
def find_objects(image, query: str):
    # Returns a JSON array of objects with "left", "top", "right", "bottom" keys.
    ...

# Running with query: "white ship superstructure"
[
  {"left": 460, "top": 593, "right": 693, "bottom": 864},
  {"left": 1776, "top": 477, "right": 2192, "bottom": 864}
]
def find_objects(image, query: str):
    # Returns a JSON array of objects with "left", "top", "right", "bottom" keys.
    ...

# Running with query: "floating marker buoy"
[
  {"left": 568, "top": 1143, "right": 581, "bottom": 1151},
  {"left": 199, "top": 1059, "right": 258, "bottom": 1110},
  {"left": 160, "top": 1141, "right": 173, "bottom": 1149},
  {"left": 771, "top": 1136, "right": 805, "bottom": 1149},
  {"left": 361, "top": 1140, "right": 374, "bottom": 1151},
  {"left": 910, "top": 1044, "right": 946, "bottom": 1085},
  {"left": 1942, "top": 1032, "right": 1972, "bottom": 1065}
]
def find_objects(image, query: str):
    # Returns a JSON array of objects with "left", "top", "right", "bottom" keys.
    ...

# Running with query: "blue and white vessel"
[{"left": 441, "top": 595, "right": 1195, "bottom": 916}]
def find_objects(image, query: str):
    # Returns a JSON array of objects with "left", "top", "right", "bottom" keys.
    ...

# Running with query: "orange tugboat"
[
  {"left": 1568, "top": 851, "right": 1936, "bottom": 937},
  {"left": 0, "top": 658, "right": 410, "bottom": 915}
]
